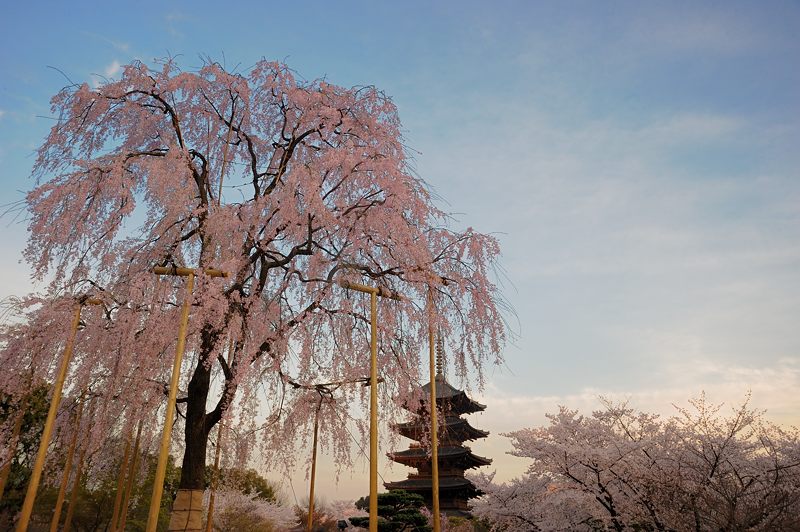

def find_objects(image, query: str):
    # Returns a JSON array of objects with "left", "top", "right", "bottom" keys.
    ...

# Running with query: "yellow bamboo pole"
[
  {"left": 146, "top": 266, "right": 227, "bottom": 531},
  {"left": 368, "top": 290, "right": 378, "bottom": 532},
  {"left": 306, "top": 398, "right": 323, "bottom": 532},
  {"left": 204, "top": 422, "right": 224, "bottom": 532},
  {"left": 428, "top": 295, "right": 441, "bottom": 532},
  {"left": 146, "top": 271, "right": 195, "bottom": 532},
  {"left": 116, "top": 418, "right": 143, "bottom": 532},
  {"left": 49, "top": 398, "right": 84, "bottom": 532},
  {"left": 337, "top": 281, "right": 401, "bottom": 532},
  {"left": 109, "top": 433, "right": 132, "bottom": 530},
  {"left": 0, "top": 404, "right": 24, "bottom": 501},
  {"left": 62, "top": 440, "right": 87, "bottom": 532},
  {"left": 16, "top": 297, "right": 101, "bottom": 532}
]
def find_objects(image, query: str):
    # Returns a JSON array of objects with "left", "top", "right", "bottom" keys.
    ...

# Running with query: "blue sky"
[{"left": 2, "top": 1, "right": 799, "bottom": 502}]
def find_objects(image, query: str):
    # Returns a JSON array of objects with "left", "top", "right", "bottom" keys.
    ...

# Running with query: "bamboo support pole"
[
  {"left": 109, "top": 433, "right": 132, "bottom": 530},
  {"left": 62, "top": 441, "right": 87, "bottom": 532},
  {"left": 116, "top": 418, "right": 143, "bottom": 532},
  {"left": 146, "top": 266, "right": 228, "bottom": 531},
  {"left": 49, "top": 399, "right": 84, "bottom": 532},
  {"left": 337, "top": 280, "right": 402, "bottom": 532},
  {"left": 146, "top": 271, "right": 195, "bottom": 531},
  {"left": 16, "top": 297, "right": 102, "bottom": 532},
  {"left": 306, "top": 398, "right": 323, "bottom": 532},
  {"left": 65, "top": 397, "right": 97, "bottom": 532},
  {"left": 368, "top": 290, "right": 377, "bottom": 532},
  {"left": 428, "top": 294, "right": 441, "bottom": 532}
]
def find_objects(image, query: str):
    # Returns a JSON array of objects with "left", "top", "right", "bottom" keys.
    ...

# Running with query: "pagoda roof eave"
[
  {"left": 388, "top": 447, "right": 493, "bottom": 468},
  {"left": 404, "top": 394, "right": 486, "bottom": 415},
  {"left": 395, "top": 417, "right": 490, "bottom": 441},
  {"left": 384, "top": 476, "right": 484, "bottom": 496},
  {"left": 416, "top": 377, "right": 486, "bottom": 412}
]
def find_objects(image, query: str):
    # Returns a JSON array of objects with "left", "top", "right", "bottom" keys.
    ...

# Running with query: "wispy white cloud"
[
  {"left": 104, "top": 60, "right": 121, "bottom": 78},
  {"left": 641, "top": 113, "right": 743, "bottom": 142},
  {"left": 81, "top": 31, "right": 130, "bottom": 53},
  {"left": 89, "top": 59, "right": 122, "bottom": 88},
  {"left": 165, "top": 11, "right": 186, "bottom": 38}
]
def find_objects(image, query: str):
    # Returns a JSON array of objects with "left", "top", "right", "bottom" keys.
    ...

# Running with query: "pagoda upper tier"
[
  {"left": 388, "top": 444, "right": 492, "bottom": 470},
  {"left": 395, "top": 415, "right": 489, "bottom": 442},
  {"left": 415, "top": 375, "right": 487, "bottom": 415}
]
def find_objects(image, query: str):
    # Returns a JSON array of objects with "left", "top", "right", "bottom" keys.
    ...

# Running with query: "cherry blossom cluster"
[
  {"left": 472, "top": 394, "right": 800, "bottom": 531},
  {"left": 1, "top": 58, "right": 508, "bottom": 492}
]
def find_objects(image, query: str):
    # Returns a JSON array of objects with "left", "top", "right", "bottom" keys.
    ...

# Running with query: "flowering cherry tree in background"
[
  {"left": 327, "top": 498, "right": 367, "bottom": 521},
  {"left": 471, "top": 470, "right": 597, "bottom": 531},
  {"left": 472, "top": 395, "right": 800, "bottom": 531},
  {"left": 207, "top": 488, "right": 296, "bottom": 531},
  {"left": 0, "top": 58, "right": 506, "bottom": 523}
]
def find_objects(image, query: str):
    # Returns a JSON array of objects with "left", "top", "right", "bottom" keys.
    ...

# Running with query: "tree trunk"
[
  {"left": 168, "top": 489, "right": 205, "bottom": 531},
  {"left": 180, "top": 362, "right": 211, "bottom": 490},
  {"left": 170, "top": 330, "right": 217, "bottom": 531}
]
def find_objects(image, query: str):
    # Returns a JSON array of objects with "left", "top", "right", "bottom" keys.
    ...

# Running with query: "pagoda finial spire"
[{"left": 436, "top": 330, "right": 445, "bottom": 377}]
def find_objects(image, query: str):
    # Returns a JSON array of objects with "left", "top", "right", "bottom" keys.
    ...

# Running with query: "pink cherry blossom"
[{"left": 2, "top": 58, "right": 508, "bottom": 494}]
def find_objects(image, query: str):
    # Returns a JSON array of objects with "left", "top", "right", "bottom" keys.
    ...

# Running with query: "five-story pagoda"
[{"left": 385, "top": 338, "right": 491, "bottom": 517}]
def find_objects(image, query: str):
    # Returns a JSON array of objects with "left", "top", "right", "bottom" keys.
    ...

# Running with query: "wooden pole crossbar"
[
  {"left": 338, "top": 280, "right": 402, "bottom": 301},
  {"left": 16, "top": 297, "right": 103, "bottom": 532},
  {"left": 152, "top": 266, "right": 229, "bottom": 278},
  {"left": 337, "top": 280, "right": 403, "bottom": 532}
]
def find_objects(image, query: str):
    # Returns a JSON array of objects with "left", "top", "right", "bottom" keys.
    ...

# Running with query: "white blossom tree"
[
  {"left": 208, "top": 488, "right": 296, "bottom": 531},
  {"left": 473, "top": 395, "right": 800, "bottom": 531}
]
